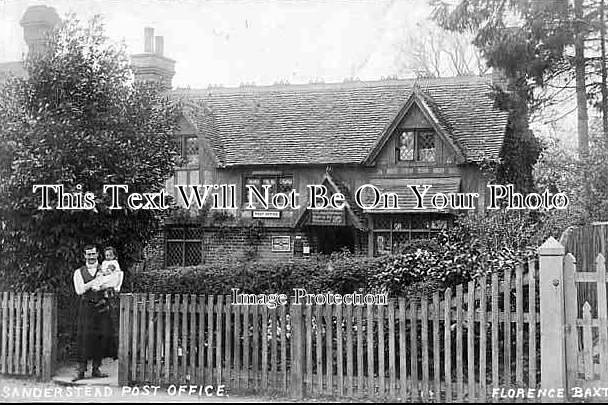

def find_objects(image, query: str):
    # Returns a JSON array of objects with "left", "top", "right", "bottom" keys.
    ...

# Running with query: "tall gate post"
[
  {"left": 41, "top": 293, "right": 57, "bottom": 381},
  {"left": 117, "top": 294, "right": 129, "bottom": 386},
  {"left": 538, "top": 237, "right": 567, "bottom": 399},
  {"left": 290, "top": 304, "right": 304, "bottom": 399}
]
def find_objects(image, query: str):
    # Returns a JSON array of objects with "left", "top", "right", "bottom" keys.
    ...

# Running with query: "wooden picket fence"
[
  {"left": 556, "top": 222, "right": 608, "bottom": 393},
  {"left": 563, "top": 251, "right": 608, "bottom": 389},
  {"left": 118, "top": 259, "right": 539, "bottom": 401},
  {"left": 0, "top": 292, "right": 57, "bottom": 380},
  {"left": 560, "top": 222, "right": 608, "bottom": 274}
]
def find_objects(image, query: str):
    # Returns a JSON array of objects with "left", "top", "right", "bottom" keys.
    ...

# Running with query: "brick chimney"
[
  {"left": 20, "top": 5, "right": 60, "bottom": 57},
  {"left": 131, "top": 27, "right": 175, "bottom": 89}
]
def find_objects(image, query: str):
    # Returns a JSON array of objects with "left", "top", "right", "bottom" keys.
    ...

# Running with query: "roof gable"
[
  {"left": 399, "top": 102, "right": 430, "bottom": 128},
  {"left": 363, "top": 89, "right": 465, "bottom": 165},
  {"left": 180, "top": 101, "right": 224, "bottom": 167},
  {"left": 294, "top": 171, "right": 367, "bottom": 230}
]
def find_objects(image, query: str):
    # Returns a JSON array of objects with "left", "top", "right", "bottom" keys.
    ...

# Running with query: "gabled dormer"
[
  {"left": 165, "top": 108, "right": 222, "bottom": 207},
  {"left": 365, "top": 88, "right": 464, "bottom": 168},
  {"left": 165, "top": 117, "right": 199, "bottom": 206},
  {"left": 393, "top": 107, "right": 452, "bottom": 165}
]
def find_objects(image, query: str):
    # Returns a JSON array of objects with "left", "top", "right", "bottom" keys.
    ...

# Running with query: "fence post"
[
  {"left": 118, "top": 294, "right": 129, "bottom": 386},
  {"left": 52, "top": 293, "right": 57, "bottom": 377},
  {"left": 538, "top": 237, "right": 567, "bottom": 399},
  {"left": 41, "top": 293, "right": 55, "bottom": 381},
  {"left": 290, "top": 303, "right": 304, "bottom": 399}
]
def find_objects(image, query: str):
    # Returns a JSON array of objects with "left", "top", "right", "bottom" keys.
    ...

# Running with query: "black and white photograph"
[{"left": 0, "top": 0, "right": 607, "bottom": 402}]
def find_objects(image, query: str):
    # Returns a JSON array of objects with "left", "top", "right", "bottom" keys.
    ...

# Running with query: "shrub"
[
  {"left": 0, "top": 15, "right": 180, "bottom": 291},
  {"left": 128, "top": 211, "right": 551, "bottom": 298},
  {"left": 370, "top": 211, "right": 545, "bottom": 296}
]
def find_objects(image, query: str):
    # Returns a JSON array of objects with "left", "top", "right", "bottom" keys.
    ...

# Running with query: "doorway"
[{"left": 314, "top": 226, "right": 355, "bottom": 254}]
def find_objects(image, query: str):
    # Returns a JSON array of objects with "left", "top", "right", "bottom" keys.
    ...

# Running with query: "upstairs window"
[
  {"left": 179, "top": 135, "right": 200, "bottom": 167},
  {"left": 243, "top": 175, "right": 293, "bottom": 206},
  {"left": 166, "top": 134, "right": 200, "bottom": 207},
  {"left": 396, "top": 130, "right": 435, "bottom": 163}
]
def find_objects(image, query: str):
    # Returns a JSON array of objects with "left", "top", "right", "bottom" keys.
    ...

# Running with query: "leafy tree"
[
  {"left": 431, "top": 0, "right": 574, "bottom": 192},
  {"left": 0, "top": 15, "right": 181, "bottom": 291},
  {"left": 431, "top": 1, "right": 573, "bottom": 91},
  {"left": 535, "top": 120, "right": 608, "bottom": 224}
]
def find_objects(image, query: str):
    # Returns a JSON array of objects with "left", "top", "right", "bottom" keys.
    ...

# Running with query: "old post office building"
[{"left": 137, "top": 30, "right": 509, "bottom": 264}]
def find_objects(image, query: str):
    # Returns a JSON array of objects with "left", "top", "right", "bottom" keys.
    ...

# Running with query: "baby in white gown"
[{"left": 93, "top": 246, "right": 124, "bottom": 301}]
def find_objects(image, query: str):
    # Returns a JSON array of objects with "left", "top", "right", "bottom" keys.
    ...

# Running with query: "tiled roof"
[
  {"left": 173, "top": 75, "right": 509, "bottom": 167},
  {"left": 294, "top": 171, "right": 368, "bottom": 230},
  {"left": 323, "top": 172, "right": 367, "bottom": 230}
]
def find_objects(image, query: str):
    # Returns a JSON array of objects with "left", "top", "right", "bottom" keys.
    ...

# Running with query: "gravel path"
[
  {"left": 0, "top": 376, "right": 354, "bottom": 403},
  {"left": 1, "top": 360, "right": 356, "bottom": 403},
  {"left": 0, "top": 376, "right": 277, "bottom": 403}
]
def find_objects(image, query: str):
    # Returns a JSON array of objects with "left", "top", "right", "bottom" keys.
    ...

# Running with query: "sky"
[
  {"left": 0, "top": 0, "right": 431, "bottom": 88},
  {"left": 0, "top": 0, "right": 579, "bottom": 144}
]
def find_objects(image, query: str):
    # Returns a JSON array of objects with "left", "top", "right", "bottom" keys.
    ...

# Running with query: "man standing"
[{"left": 72, "top": 245, "right": 114, "bottom": 381}]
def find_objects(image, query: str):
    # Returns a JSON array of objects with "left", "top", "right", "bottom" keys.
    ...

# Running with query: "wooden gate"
[
  {"left": 562, "top": 252, "right": 608, "bottom": 391},
  {"left": 0, "top": 292, "right": 57, "bottom": 380},
  {"left": 560, "top": 223, "right": 608, "bottom": 394}
]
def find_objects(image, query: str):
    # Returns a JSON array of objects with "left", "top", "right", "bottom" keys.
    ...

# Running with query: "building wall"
[
  {"left": 159, "top": 102, "right": 495, "bottom": 263},
  {"left": 201, "top": 227, "right": 314, "bottom": 263},
  {"left": 139, "top": 225, "right": 325, "bottom": 267},
  {"left": 170, "top": 101, "right": 493, "bottom": 221}
]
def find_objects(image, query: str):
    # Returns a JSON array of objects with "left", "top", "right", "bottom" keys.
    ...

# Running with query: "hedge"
[
  {"left": 126, "top": 251, "right": 385, "bottom": 296},
  {"left": 126, "top": 211, "right": 550, "bottom": 297}
]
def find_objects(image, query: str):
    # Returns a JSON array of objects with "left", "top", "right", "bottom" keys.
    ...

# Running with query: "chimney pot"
[
  {"left": 131, "top": 27, "right": 175, "bottom": 89},
  {"left": 20, "top": 5, "right": 60, "bottom": 57},
  {"left": 144, "top": 27, "right": 154, "bottom": 53},
  {"left": 154, "top": 36, "right": 164, "bottom": 56}
]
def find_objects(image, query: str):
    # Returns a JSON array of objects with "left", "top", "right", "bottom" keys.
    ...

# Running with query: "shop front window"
[{"left": 372, "top": 214, "right": 450, "bottom": 255}]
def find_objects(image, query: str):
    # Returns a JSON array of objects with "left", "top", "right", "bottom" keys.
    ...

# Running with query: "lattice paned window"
[
  {"left": 396, "top": 130, "right": 436, "bottom": 163},
  {"left": 391, "top": 232, "right": 410, "bottom": 252},
  {"left": 183, "top": 136, "right": 199, "bottom": 167},
  {"left": 372, "top": 214, "right": 452, "bottom": 255},
  {"left": 278, "top": 177, "right": 294, "bottom": 193},
  {"left": 374, "top": 232, "right": 391, "bottom": 256},
  {"left": 373, "top": 216, "right": 392, "bottom": 230},
  {"left": 411, "top": 215, "right": 431, "bottom": 230},
  {"left": 244, "top": 175, "right": 293, "bottom": 205},
  {"left": 392, "top": 216, "right": 410, "bottom": 231},
  {"left": 245, "top": 177, "right": 261, "bottom": 188},
  {"left": 166, "top": 226, "right": 203, "bottom": 267},
  {"left": 398, "top": 131, "right": 415, "bottom": 161},
  {"left": 431, "top": 219, "right": 449, "bottom": 230},
  {"left": 166, "top": 134, "right": 200, "bottom": 207},
  {"left": 262, "top": 177, "right": 277, "bottom": 191},
  {"left": 417, "top": 131, "right": 435, "bottom": 162},
  {"left": 166, "top": 243, "right": 183, "bottom": 268}
]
